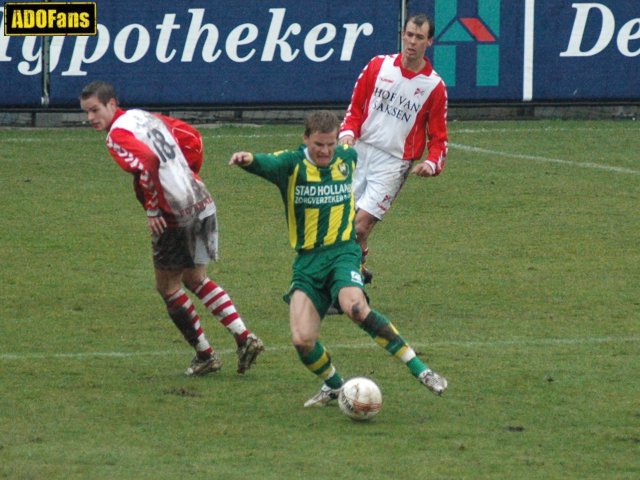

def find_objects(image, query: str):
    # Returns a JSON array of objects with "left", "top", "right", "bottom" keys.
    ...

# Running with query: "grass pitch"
[{"left": 1, "top": 120, "right": 638, "bottom": 479}]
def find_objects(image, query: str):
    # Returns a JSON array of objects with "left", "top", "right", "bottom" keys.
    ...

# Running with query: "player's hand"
[
  {"left": 148, "top": 215, "right": 167, "bottom": 236},
  {"left": 412, "top": 159, "right": 445, "bottom": 177},
  {"left": 339, "top": 135, "right": 355, "bottom": 146},
  {"left": 229, "top": 152, "right": 254, "bottom": 166}
]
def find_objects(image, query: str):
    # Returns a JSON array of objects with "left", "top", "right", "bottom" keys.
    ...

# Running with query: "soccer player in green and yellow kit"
[{"left": 229, "top": 111, "right": 447, "bottom": 407}]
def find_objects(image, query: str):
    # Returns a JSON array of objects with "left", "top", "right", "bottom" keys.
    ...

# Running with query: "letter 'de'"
[{"left": 560, "top": 3, "right": 615, "bottom": 57}]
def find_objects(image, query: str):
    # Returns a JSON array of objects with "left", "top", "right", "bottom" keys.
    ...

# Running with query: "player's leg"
[
  {"left": 352, "top": 142, "right": 376, "bottom": 284},
  {"left": 352, "top": 142, "right": 378, "bottom": 284},
  {"left": 329, "top": 245, "right": 419, "bottom": 370},
  {"left": 354, "top": 210, "right": 377, "bottom": 283},
  {"left": 184, "top": 266, "right": 264, "bottom": 374},
  {"left": 153, "top": 224, "right": 219, "bottom": 376},
  {"left": 156, "top": 268, "right": 221, "bottom": 376},
  {"left": 338, "top": 284, "right": 448, "bottom": 395},
  {"left": 186, "top": 213, "right": 263, "bottom": 373},
  {"left": 289, "top": 289, "right": 344, "bottom": 406},
  {"left": 353, "top": 144, "right": 412, "bottom": 283},
  {"left": 185, "top": 267, "right": 250, "bottom": 344}
]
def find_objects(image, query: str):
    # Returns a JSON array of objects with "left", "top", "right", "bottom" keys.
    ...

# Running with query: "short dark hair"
[
  {"left": 404, "top": 13, "right": 435, "bottom": 39},
  {"left": 79, "top": 81, "right": 118, "bottom": 106},
  {"left": 304, "top": 110, "right": 340, "bottom": 137}
]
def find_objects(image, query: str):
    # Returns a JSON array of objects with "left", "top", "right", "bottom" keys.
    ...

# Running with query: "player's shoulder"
[
  {"left": 275, "top": 147, "right": 299, "bottom": 155},
  {"left": 122, "top": 108, "right": 148, "bottom": 120},
  {"left": 112, "top": 108, "right": 150, "bottom": 129},
  {"left": 368, "top": 53, "right": 394, "bottom": 66},
  {"left": 371, "top": 53, "right": 395, "bottom": 61},
  {"left": 362, "top": 54, "right": 396, "bottom": 75},
  {"left": 269, "top": 147, "right": 304, "bottom": 161},
  {"left": 255, "top": 148, "right": 303, "bottom": 171}
]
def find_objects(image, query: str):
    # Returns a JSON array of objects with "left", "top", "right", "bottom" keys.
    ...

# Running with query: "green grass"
[{"left": 1, "top": 120, "right": 638, "bottom": 479}]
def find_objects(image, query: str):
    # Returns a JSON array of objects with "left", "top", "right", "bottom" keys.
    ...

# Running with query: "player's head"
[
  {"left": 402, "top": 13, "right": 435, "bottom": 60},
  {"left": 79, "top": 81, "right": 119, "bottom": 131},
  {"left": 404, "top": 13, "right": 435, "bottom": 39},
  {"left": 303, "top": 111, "right": 340, "bottom": 167}
]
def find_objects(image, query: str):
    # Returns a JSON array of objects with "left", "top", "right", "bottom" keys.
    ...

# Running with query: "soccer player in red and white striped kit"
[
  {"left": 340, "top": 13, "right": 449, "bottom": 283},
  {"left": 80, "top": 81, "right": 264, "bottom": 376}
]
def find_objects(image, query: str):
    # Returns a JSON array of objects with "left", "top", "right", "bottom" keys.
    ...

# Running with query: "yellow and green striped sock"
[
  {"left": 298, "top": 341, "right": 343, "bottom": 389},
  {"left": 359, "top": 309, "right": 428, "bottom": 377}
]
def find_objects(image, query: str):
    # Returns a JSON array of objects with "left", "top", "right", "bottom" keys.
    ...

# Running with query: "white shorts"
[{"left": 353, "top": 142, "right": 412, "bottom": 220}]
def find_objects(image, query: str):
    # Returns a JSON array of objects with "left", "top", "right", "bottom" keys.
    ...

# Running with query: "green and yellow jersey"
[{"left": 244, "top": 144, "right": 358, "bottom": 253}]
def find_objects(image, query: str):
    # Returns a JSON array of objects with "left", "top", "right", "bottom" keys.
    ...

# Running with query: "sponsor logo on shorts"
[{"left": 351, "top": 270, "right": 364, "bottom": 285}]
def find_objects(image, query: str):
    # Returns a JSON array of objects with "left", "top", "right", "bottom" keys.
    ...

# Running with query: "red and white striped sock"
[
  {"left": 164, "top": 288, "right": 212, "bottom": 359},
  {"left": 193, "top": 278, "right": 249, "bottom": 345}
]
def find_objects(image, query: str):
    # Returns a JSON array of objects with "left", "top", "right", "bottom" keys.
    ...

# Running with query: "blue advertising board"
[
  {"left": 532, "top": 0, "right": 640, "bottom": 101},
  {"left": 408, "top": 0, "right": 524, "bottom": 101},
  {"left": 1, "top": 1, "right": 638, "bottom": 107},
  {"left": 0, "top": 0, "right": 399, "bottom": 107},
  {"left": 0, "top": 29, "right": 44, "bottom": 107},
  {"left": 409, "top": 0, "right": 640, "bottom": 102}
]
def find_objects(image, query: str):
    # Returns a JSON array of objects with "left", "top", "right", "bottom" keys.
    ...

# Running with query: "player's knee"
[
  {"left": 355, "top": 222, "right": 371, "bottom": 241},
  {"left": 183, "top": 278, "right": 204, "bottom": 293},
  {"left": 293, "top": 341, "right": 314, "bottom": 357},
  {"left": 182, "top": 272, "right": 207, "bottom": 292},
  {"left": 355, "top": 212, "right": 377, "bottom": 235},
  {"left": 155, "top": 269, "right": 186, "bottom": 298},
  {"left": 157, "top": 285, "right": 174, "bottom": 300},
  {"left": 291, "top": 327, "right": 316, "bottom": 354},
  {"left": 345, "top": 300, "right": 369, "bottom": 323}
]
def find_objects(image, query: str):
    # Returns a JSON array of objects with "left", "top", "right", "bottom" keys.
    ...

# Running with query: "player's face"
[
  {"left": 80, "top": 95, "right": 118, "bottom": 131},
  {"left": 304, "top": 130, "right": 338, "bottom": 167},
  {"left": 401, "top": 21, "right": 433, "bottom": 62}
]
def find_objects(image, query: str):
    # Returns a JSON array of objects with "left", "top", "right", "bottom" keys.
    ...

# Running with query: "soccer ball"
[{"left": 338, "top": 377, "right": 382, "bottom": 421}]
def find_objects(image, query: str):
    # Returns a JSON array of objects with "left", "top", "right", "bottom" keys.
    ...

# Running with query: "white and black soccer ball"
[{"left": 338, "top": 377, "right": 382, "bottom": 421}]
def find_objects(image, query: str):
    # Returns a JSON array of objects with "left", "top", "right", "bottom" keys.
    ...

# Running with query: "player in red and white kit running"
[
  {"left": 80, "top": 81, "right": 263, "bottom": 376},
  {"left": 339, "top": 13, "right": 448, "bottom": 284}
]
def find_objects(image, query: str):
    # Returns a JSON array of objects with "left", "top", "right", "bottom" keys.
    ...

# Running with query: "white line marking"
[
  {"left": 451, "top": 125, "right": 639, "bottom": 134},
  {"left": 1, "top": 336, "right": 637, "bottom": 361},
  {"left": 451, "top": 142, "right": 640, "bottom": 175}
]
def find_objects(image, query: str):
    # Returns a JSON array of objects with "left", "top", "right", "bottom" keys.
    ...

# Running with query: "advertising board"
[{"left": 1, "top": 1, "right": 638, "bottom": 107}]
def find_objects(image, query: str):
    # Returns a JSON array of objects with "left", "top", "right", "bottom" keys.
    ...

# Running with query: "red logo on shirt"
[{"left": 414, "top": 88, "right": 425, "bottom": 96}]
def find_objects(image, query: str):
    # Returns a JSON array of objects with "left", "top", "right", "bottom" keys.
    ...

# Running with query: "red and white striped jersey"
[
  {"left": 340, "top": 53, "right": 448, "bottom": 164},
  {"left": 106, "top": 109, "right": 215, "bottom": 226}
]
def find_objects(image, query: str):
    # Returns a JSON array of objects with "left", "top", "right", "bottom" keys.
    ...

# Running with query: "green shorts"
[{"left": 283, "top": 242, "right": 364, "bottom": 317}]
